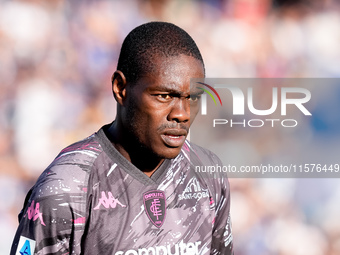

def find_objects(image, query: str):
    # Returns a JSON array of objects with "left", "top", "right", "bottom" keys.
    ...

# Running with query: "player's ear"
[{"left": 112, "top": 70, "right": 127, "bottom": 105}]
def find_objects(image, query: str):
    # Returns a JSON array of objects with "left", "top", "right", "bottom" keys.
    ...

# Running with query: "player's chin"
[{"left": 157, "top": 146, "right": 183, "bottom": 159}]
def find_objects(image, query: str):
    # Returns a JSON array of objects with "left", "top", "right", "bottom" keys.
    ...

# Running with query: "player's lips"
[{"left": 161, "top": 130, "right": 187, "bottom": 148}]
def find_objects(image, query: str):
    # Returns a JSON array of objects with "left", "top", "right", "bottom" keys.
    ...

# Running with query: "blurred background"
[{"left": 1, "top": 0, "right": 340, "bottom": 254}]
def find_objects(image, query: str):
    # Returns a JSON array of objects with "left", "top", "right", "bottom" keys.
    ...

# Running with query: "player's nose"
[{"left": 167, "top": 98, "right": 190, "bottom": 123}]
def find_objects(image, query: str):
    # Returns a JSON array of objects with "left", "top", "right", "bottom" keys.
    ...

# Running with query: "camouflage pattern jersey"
[{"left": 11, "top": 124, "right": 233, "bottom": 255}]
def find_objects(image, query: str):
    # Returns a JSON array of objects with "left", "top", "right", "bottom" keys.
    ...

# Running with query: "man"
[{"left": 11, "top": 22, "right": 233, "bottom": 255}]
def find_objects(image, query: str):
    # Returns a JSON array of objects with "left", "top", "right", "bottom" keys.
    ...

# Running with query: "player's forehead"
[
  {"left": 153, "top": 53, "right": 203, "bottom": 71},
  {"left": 141, "top": 54, "right": 204, "bottom": 91}
]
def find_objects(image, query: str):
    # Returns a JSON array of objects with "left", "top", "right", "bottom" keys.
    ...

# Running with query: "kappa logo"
[
  {"left": 24, "top": 200, "right": 46, "bottom": 226},
  {"left": 94, "top": 191, "right": 126, "bottom": 210},
  {"left": 16, "top": 236, "right": 36, "bottom": 255},
  {"left": 143, "top": 190, "right": 166, "bottom": 228},
  {"left": 178, "top": 177, "right": 209, "bottom": 201}
]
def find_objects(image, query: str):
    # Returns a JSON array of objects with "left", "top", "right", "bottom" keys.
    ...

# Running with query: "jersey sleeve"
[
  {"left": 189, "top": 142, "right": 234, "bottom": 255},
  {"left": 210, "top": 175, "right": 234, "bottom": 255},
  {"left": 10, "top": 162, "right": 89, "bottom": 255}
]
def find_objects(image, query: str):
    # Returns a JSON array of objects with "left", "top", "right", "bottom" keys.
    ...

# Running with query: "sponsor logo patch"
[
  {"left": 114, "top": 240, "right": 201, "bottom": 255},
  {"left": 178, "top": 177, "right": 209, "bottom": 201},
  {"left": 143, "top": 190, "right": 166, "bottom": 228},
  {"left": 16, "top": 236, "right": 35, "bottom": 255}
]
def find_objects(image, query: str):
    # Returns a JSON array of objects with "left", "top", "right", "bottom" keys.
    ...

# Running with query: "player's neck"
[{"left": 106, "top": 122, "right": 164, "bottom": 176}]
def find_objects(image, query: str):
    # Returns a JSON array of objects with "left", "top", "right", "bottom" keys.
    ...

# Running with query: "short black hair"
[{"left": 116, "top": 21, "right": 205, "bottom": 83}]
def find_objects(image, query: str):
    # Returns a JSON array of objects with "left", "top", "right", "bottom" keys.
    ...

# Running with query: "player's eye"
[
  {"left": 189, "top": 95, "right": 201, "bottom": 102},
  {"left": 157, "top": 94, "right": 172, "bottom": 100}
]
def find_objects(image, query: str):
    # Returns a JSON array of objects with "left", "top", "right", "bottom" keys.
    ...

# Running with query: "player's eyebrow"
[
  {"left": 149, "top": 84, "right": 187, "bottom": 95},
  {"left": 191, "top": 90, "right": 204, "bottom": 96},
  {"left": 149, "top": 84, "right": 205, "bottom": 98}
]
